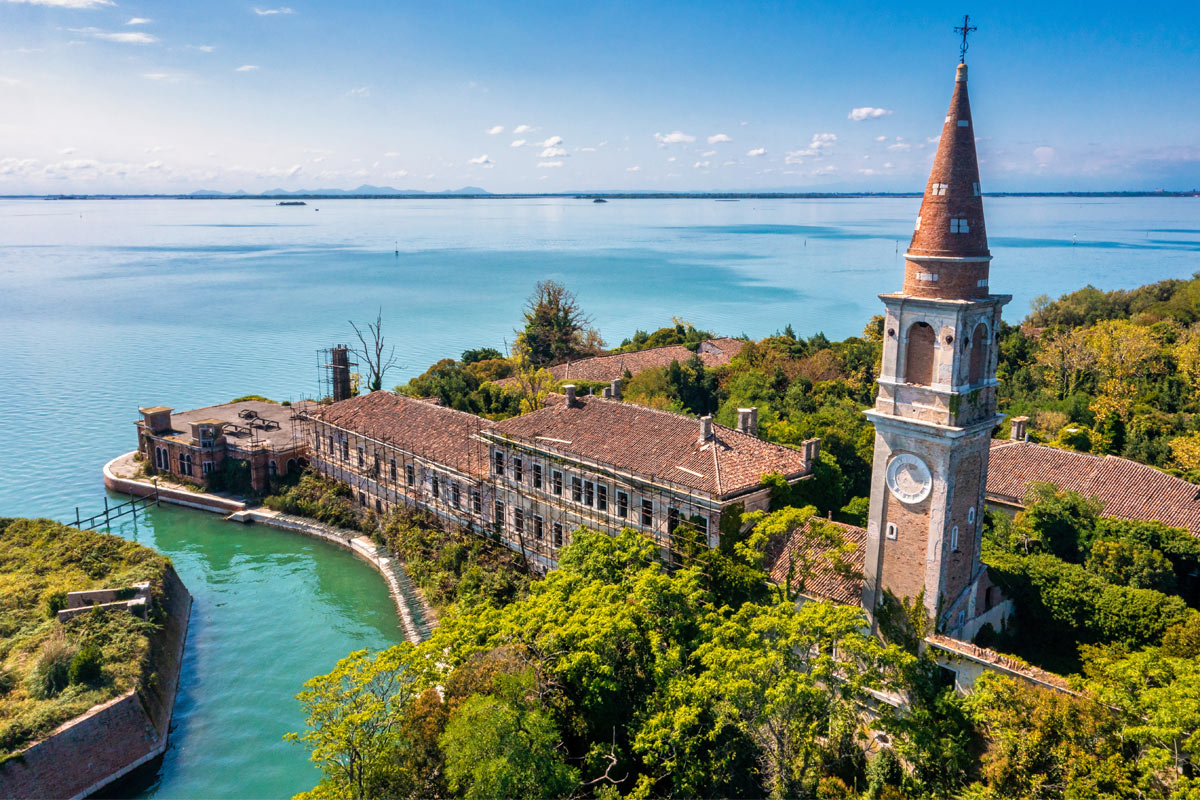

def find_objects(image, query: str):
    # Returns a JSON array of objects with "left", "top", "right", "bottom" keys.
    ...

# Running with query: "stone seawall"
[{"left": 0, "top": 566, "right": 192, "bottom": 800}]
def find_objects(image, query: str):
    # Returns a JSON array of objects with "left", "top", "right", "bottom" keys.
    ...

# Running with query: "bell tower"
[{"left": 861, "top": 61, "right": 1010, "bottom": 638}]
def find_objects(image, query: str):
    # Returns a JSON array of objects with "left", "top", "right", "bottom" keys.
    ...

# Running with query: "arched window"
[
  {"left": 968, "top": 322, "right": 989, "bottom": 385},
  {"left": 905, "top": 322, "right": 936, "bottom": 386}
]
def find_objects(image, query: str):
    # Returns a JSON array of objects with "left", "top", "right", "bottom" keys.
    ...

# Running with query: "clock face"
[{"left": 886, "top": 453, "right": 933, "bottom": 505}]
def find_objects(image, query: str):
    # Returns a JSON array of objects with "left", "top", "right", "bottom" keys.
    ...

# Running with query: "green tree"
[
  {"left": 515, "top": 280, "right": 602, "bottom": 366},
  {"left": 287, "top": 644, "right": 431, "bottom": 800},
  {"left": 440, "top": 692, "right": 578, "bottom": 800}
]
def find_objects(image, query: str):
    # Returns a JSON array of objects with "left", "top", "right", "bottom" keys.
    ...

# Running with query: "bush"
[
  {"left": 0, "top": 666, "right": 14, "bottom": 696},
  {"left": 43, "top": 590, "right": 67, "bottom": 619},
  {"left": 69, "top": 643, "right": 104, "bottom": 686},
  {"left": 265, "top": 470, "right": 364, "bottom": 531},
  {"left": 26, "top": 633, "right": 77, "bottom": 699}
]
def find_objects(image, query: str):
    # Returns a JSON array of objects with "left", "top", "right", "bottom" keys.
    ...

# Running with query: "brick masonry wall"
[{"left": 0, "top": 567, "right": 191, "bottom": 800}]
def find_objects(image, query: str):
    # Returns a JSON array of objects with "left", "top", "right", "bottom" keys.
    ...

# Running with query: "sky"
[{"left": 1, "top": 0, "right": 1198, "bottom": 194}]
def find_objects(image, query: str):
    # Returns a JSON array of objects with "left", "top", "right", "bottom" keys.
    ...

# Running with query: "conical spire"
[{"left": 902, "top": 62, "right": 991, "bottom": 299}]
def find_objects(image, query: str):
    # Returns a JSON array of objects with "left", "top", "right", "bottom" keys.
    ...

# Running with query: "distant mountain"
[{"left": 187, "top": 185, "right": 492, "bottom": 198}]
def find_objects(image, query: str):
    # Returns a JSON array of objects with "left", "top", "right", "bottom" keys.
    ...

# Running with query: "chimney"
[
  {"left": 602, "top": 386, "right": 612, "bottom": 399},
  {"left": 610, "top": 378, "right": 622, "bottom": 401},
  {"left": 1010, "top": 416, "right": 1029, "bottom": 441},
  {"left": 330, "top": 346, "right": 352, "bottom": 402},
  {"left": 563, "top": 384, "right": 577, "bottom": 407},
  {"left": 737, "top": 407, "right": 758, "bottom": 436},
  {"left": 699, "top": 415, "right": 713, "bottom": 443},
  {"left": 801, "top": 437, "right": 821, "bottom": 464}
]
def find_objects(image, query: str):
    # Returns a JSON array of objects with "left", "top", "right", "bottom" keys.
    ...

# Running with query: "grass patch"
[{"left": 0, "top": 518, "right": 170, "bottom": 762}]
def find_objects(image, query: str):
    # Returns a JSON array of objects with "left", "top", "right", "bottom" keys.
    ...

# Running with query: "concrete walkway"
[{"left": 102, "top": 452, "right": 436, "bottom": 643}]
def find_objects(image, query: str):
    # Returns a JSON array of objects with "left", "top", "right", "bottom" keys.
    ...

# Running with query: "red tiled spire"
[{"left": 902, "top": 63, "right": 992, "bottom": 299}]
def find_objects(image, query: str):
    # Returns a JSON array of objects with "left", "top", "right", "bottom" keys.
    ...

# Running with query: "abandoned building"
[
  {"left": 298, "top": 384, "right": 816, "bottom": 571},
  {"left": 136, "top": 400, "right": 307, "bottom": 493}
]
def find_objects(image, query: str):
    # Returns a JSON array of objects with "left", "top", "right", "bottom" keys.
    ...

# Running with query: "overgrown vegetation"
[
  {"left": 264, "top": 469, "right": 367, "bottom": 531},
  {"left": 0, "top": 518, "right": 168, "bottom": 761}
]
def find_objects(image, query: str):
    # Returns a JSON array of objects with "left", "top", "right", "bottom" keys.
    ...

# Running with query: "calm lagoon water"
[{"left": 0, "top": 196, "right": 1197, "bottom": 797}]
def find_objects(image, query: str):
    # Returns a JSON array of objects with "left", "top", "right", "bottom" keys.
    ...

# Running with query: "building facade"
[
  {"left": 301, "top": 386, "right": 815, "bottom": 572},
  {"left": 860, "top": 62, "right": 1011, "bottom": 640}
]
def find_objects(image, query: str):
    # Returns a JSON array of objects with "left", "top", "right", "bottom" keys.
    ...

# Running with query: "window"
[
  {"left": 341, "top": 439, "right": 349, "bottom": 460},
  {"left": 967, "top": 506, "right": 976, "bottom": 524},
  {"left": 698, "top": 516, "right": 710, "bottom": 539},
  {"left": 405, "top": 464, "right": 415, "bottom": 486},
  {"left": 493, "top": 501, "right": 505, "bottom": 533},
  {"left": 178, "top": 452, "right": 193, "bottom": 476},
  {"left": 968, "top": 322, "right": 989, "bottom": 385},
  {"left": 493, "top": 450, "right": 505, "bottom": 476},
  {"left": 357, "top": 446, "right": 365, "bottom": 468},
  {"left": 972, "top": 181, "right": 981, "bottom": 197},
  {"left": 950, "top": 525, "right": 960, "bottom": 551},
  {"left": 375, "top": 498, "right": 383, "bottom": 513},
  {"left": 269, "top": 460, "right": 278, "bottom": 477},
  {"left": 202, "top": 460, "right": 214, "bottom": 474},
  {"left": 641, "top": 498, "right": 653, "bottom": 527},
  {"left": 949, "top": 217, "right": 970, "bottom": 234},
  {"left": 533, "top": 463, "right": 543, "bottom": 490},
  {"left": 667, "top": 507, "right": 680, "bottom": 533},
  {"left": 533, "top": 514, "right": 544, "bottom": 540},
  {"left": 552, "top": 470, "right": 563, "bottom": 496},
  {"left": 472, "top": 490, "right": 482, "bottom": 514},
  {"left": 313, "top": 432, "right": 321, "bottom": 451},
  {"left": 905, "top": 322, "right": 936, "bottom": 387},
  {"left": 957, "top": 119, "right": 970, "bottom": 127},
  {"left": 451, "top": 483, "right": 461, "bottom": 508},
  {"left": 373, "top": 454, "right": 381, "bottom": 476},
  {"left": 389, "top": 458, "right": 397, "bottom": 480},
  {"left": 155, "top": 447, "right": 168, "bottom": 470},
  {"left": 513, "top": 457, "right": 523, "bottom": 483},
  {"left": 914, "top": 216, "right": 921, "bottom": 231},
  {"left": 583, "top": 481, "right": 594, "bottom": 507},
  {"left": 572, "top": 477, "right": 583, "bottom": 503},
  {"left": 359, "top": 491, "right": 367, "bottom": 507},
  {"left": 616, "top": 491, "right": 629, "bottom": 518},
  {"left": 916, "top": 272, "right": 939, "bottom": 282},
  {"left": 514, "top": 508, "right": 524, "bottom": 534},
  {"left": 597, "top": 485, "right": 608, "bottom": 512},
  {"left": 976, "top": 278, "right": 988, "bottom": 288},
  {"left": 431, "top": 475, "right": 440, "bottom": 500},
  {"left": 931, "top": 182, "right": 948, "bottom": 196},
  {"left": 553, "top": 522, "right": 564, "bottom": 548},
  {"left": 886, "top": 522, "right": 898, "bottom": 541},
  {"left": 328, "top": 435, "right": 335, "bottom": 455}
]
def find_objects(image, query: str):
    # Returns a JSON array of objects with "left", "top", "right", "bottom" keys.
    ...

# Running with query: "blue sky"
[{"left": 1, "top": 0, "right": 1198, "bottom": 193}]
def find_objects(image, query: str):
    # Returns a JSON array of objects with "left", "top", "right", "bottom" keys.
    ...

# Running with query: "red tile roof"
[
  {"left": 493, "top": 339, "right": 746, "bottom": 388},
  {"left": 987, "top": 440, "right": 1200, "bottom": 536},
  {"left": 488, "top": 394, "right": 810, "bottom": 499},
  {"left": 307, "top": 391, "right": 494, "bottom": 477},
  {"left": 764, "top": 517, "right": 866, "bottom": 606}
]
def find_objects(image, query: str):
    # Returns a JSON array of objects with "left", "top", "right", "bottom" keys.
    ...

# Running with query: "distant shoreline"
[{"left": 1, "top": 190, "right": 1197, "bottom": 201}]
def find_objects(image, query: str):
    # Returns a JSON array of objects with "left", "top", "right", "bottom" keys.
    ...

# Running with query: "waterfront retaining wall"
[{"left": 0, "top": 566, "right": 192, "bottom": 800}]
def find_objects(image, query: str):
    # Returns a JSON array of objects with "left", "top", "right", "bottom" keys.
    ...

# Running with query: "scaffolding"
[{"left": 316, "top": 346, "right": 356, "bottom": 402}]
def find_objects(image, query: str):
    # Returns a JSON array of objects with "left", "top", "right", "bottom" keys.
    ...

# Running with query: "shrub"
[
  {"left": 26, "top": 633, "right": 77, "bottom": 699},
  {"left": 0, "top": 666, "right": 14, "bottom": 696},
  {"left": 43, "top": 590, "right": 67, "bottom": 619},
  {"left": 69, "top": 643, "right": 104, "bottom": 686}
]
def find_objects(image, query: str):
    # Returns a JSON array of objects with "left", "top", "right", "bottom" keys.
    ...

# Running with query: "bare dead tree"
[{"left": 349, "top": 310, "right": 400, "bottom": 392}]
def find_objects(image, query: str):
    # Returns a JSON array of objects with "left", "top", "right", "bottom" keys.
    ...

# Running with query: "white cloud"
[
  {"left": 746, "top": 147, "right": 766, "bottom": 157},
  {"left": 701, "top": 150, "right": 716, "bottom": 158},
  {"left": 579, "top": 147, "right": 596, "bottom": 152},
  {"left": 468, "top": 154, "right": 492, "bottom": 166},
  {"left": 655, "top": 131, "right": 695, "bottom": 144},
  {"left": 848, "top": 107, "right": 893, "bottom": 121},
  {"left": 625, "top": 165, "right": 641, "bottom": 172},
  {"left": 883, "top": 162, "right": 894, "bottom": 168},
  {"left": 253, "top": 6, "right": 294, "bottom": 15},
  {"left": 389, "top": 169, "right": 409, "bottom": 178},
  {"left": 1034, "top": 146, "right": 1056, "bottom": 165},
  {"left": 486, "top": 125, "right": 504, "bottom": 135},
  {"left": 887, "top": 142, "right": 912, "bottom": 152},
  {"left": 740, "top": 121, "right": 749, "bottom": 126},
  {"left": 785, "top": 151, "right": 811, "bottom": 164},
  {"left": 188, "top": 44, "right": 216, "bottom": 52},
  {"left": 811, "top": 133, "right": 837, "bottom": 149},
  {"left": 142, "top": 72, "right": 184, "bottom": 82},
  {"left": 875, "top": 135, "right": 887, "bottom": 142},
  {"left": 72, "top": 27, "right": 157, "bottom": 44},
  {"left": 510, "top": 140, "right": 526, "bottom": 148},
  {"left": 666, "top": 156, "right": 676, "bottom": 162},
  {"left": 859, "top": 168, "right": 876, "bottom": 175},
  {"left": 707, "top": 133, "right": 732, "bottom": 144},
  {"left": 693, "top": 161, "right": 710, "bottom": 168},
  {"left": 513, "top": 124, "right": 534, "bottom": 134},
  {"left": 0, "top": 158, "right": 38, "bottom": 177},
  {"left": 347, "top": 87, "right": 370, "bottom": 97},
  {"left": 7, "top": 0, "right": 112, "bottom": 6},
  {"left": 125, "top": 17, "right": 151, "bottom": 24},
  {"left": 539, "top": 146, "right": 567, "bottom": 158},
  {"left": 722, "top": 160, "right": 736, "bottom": 167},
  {"left": 59, "top": 147, "right": 76, "bottom": 154},
  {"left": 537, "top": 161, "right": 563, "bottom": 168},
  {"left": 235, "top": 64, "right": 259, "bottom": 72},
  {"left": 813, "top": 165, "right": 838, "bottom": 175},
  {"left": 539, "top": 135, "right": 563, "bottom": 147}
]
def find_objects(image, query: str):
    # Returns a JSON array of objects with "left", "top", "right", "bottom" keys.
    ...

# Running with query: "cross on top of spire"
[{"left": 954, "top": 14, "right": 977, "bottom": 64}]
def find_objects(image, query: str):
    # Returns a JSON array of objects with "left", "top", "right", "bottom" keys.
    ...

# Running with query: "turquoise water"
[{"left": 0, "top": 196, "right": 1197, "bottom": 797}]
